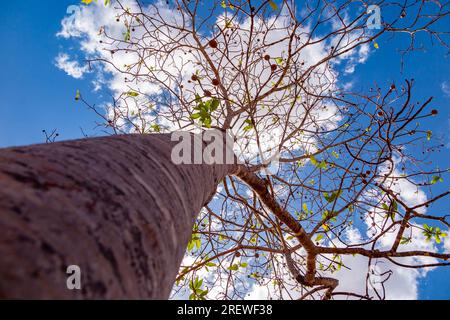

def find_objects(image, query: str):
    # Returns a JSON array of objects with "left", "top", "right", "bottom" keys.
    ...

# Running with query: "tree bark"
[{"left": 0, "top": 134, "right": 237, "bottom": 299}]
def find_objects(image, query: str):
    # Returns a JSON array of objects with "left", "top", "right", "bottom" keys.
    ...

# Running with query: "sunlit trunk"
[{"left": 0, "top": 134, "right": 236, "bottom": 299}]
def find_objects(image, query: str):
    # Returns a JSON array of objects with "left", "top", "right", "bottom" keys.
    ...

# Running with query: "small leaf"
[
  {"left": 400, "top": 237, "right": 412, "bottom": 245},
  {"left": 123, "top": 28, "right": 131, "bottom": 42},
  {"left": 210, "top": 99, "right": 220, "bottom": 111},
  {"left": 373, "top": 42, "right": 379, "bottom": 49},
  {"left": 315, "top": 234, "right": 324, "bottom": 242},
  {"left": 150, "top": 124, "right": 161, "bottom": 132},
  {"left": 75, "top": 90, "right": 81, "bottom": 101},
  {"left": 302, "top": 203, "right": 308, "bottom": 213},
  {"left": 430, "top": 175, "right": 443, "bottom": 184},
  {"left": 190, "top": 113, "right": 201, "bottom": 120},
  {"left": 228, "top": 264, "right": 239, "bottom": 271},
  {"left": 127, "top": 91, "right": 139, "bottom": 97},
  {"left": 324, "top": 190, "right": 342, "bottom": 203},
  {"left": 268, "top": 0, "right": 278, "bottom": 11},
  {"left": 243, "top": 119, "right": 254, "bottom": 131}
]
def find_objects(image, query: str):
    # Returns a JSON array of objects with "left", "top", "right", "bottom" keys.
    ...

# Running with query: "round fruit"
[{"left": 209, "top": 39, "right": 218, "bottom": 49}]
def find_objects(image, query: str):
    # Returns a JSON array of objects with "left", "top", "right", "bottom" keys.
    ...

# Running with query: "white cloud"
[
  {"left": 244, "top": 159, "right": 442, "bottom": 300},
  {"left": 445, "top": 232, "right": 450, "bottom": 253},
  {"left": 328, "top": 226, "right": 436, "bottom": 300},
  {"left": 441, "top": 81, "right": 450, "bottom": 97},
  {"left": 324, "top": 161, "right": 437, "bottom": 300},
  {"left": 55, "top": 53, "right": 89, "bottom": 79}
]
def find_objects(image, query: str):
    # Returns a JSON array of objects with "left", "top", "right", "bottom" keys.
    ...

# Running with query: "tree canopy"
[{"left": 62, "top": 0, "right": 450, "bottom": 299}]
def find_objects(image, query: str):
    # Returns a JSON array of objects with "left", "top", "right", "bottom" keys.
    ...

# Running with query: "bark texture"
[{"left": 0, "top": 134, "right": 236, "bottom": 299}]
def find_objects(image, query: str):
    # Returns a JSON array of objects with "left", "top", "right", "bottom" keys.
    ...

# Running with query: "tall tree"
[
  {"left": 0, "top": 134, "right": 236, "bottom": 298},
  {"left": 1, "top": 0, "right": 449, "bottom": 299}
]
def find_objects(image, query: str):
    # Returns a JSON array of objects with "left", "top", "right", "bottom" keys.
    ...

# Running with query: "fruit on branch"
[{"left": 208, "top": 39, "right": 218, "bottom": 49}]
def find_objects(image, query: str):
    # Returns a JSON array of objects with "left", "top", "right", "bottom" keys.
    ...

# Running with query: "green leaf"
[
  {"left": 104, "top": 0, "right": 111, "bottom": 5},
  {"left": 302, "top": 203, "right": 308, "bottom": 213},
  {"left": 203, "top": 117, "right": 212, "bottom": 128},
  {"left": 221, "top": 1, "right": 227, "bottom": 9},
  {"left": 310, "top": 155, "right": 328, "bottom": 169},
  {"left": 384, "top": 200, "right": 397, "bottom": 223},
  {"left": 243, "top": 119, "right": 254, "bottom": 131},
  {"left": 268, "top": 0, "right": 278, "bottom": 11},
  {"left": 210, "top": 99, "right": 220, "bottom": 111},
  {"left": 322, "top": 210, "right": 337, "bottom": 222},
  {"left": 127, "top": 91, "right": 139, "bottom": 97},
  {"left": 318, "top": 160, "right": 328, "bottom": 170},
  {"left": 191, "top": 97, "right": 220, "bottom": 128},
  {"left": 228, "top": 264, "right": 239, "bottom": 271},
  {"left": 315, "top": 234, "right": 324, "bottom": 242},
  {"left": 187, "top": 229, "right": 201, "bottom": 252},
  {"left": 75, "top": 90, "right": 81, "bottom": 101},
  {"left": 190, "top": 113, "right": 201, "bottom": 120},
  {"left": 123, "top": 28, "right": 131, "bottom": 42},
  {"left": 392, "top": 200, "right": 398, "bottom": 212},
  {"left": 332, "top": 151, "right": 340, "bottom": 159},
  {"left": 422, "top": 224, "right": 447, "bottom": 243},
  {"left": 324, "top": 190, "right": 342, "bottom": 203},
  {"left": 150, "top": 124, "right": 161, "bottom": 132},
  {"left": 275, "top": 57, "right": 283, "bottom": 65},
  {"left": 400, "top": 237, "right": 412, "bottom": 245},
  {"left": 430, "top": 175, "right": 443, "bottom": 184}
]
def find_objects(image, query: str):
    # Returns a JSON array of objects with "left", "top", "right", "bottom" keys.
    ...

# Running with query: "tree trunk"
[{"left": 0, "top": 134, "right": 236, "bottom": 299}]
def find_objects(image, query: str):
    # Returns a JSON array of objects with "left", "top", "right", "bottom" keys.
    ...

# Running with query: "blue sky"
[
  {"left": 0, "top": 0, "right": 103, "bottom": 147},
  {"left": 0, "top": 1, "right": 448, "bottom": 299}
]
